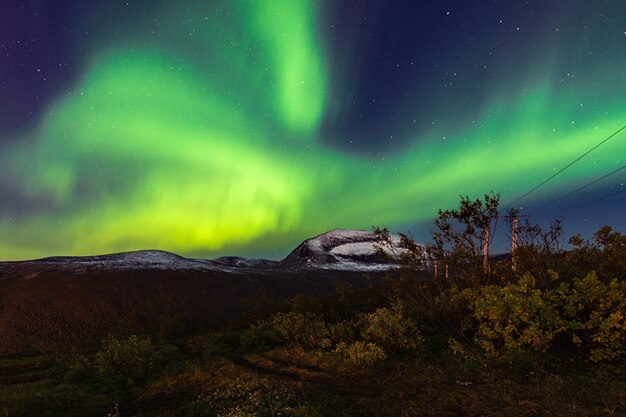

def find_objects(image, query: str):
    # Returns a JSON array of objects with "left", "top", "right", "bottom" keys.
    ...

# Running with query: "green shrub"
[
  {"left": 561, "top": 272, "right": 626, "bottom": 361},
  {"left": 473, "top": 273, "right": 564, "bottom": 356},
  {"left": 239, "top": 320, "right": 282, "bottom": 351},
  {"left": 336, "top": 341, "right": 387, "bottom": 367},
  {"left": 267, "top": 312, "right": 331, "bottom": 349},
  {"left": 358, "top": 304, "right": 423, "bottom": 353},
  {"left": 329, "top": 319, "right": 359, "bottom": 345},
  {"left": 57, "top": 348, "right": 93, "bottom": 382},
  {"left": 94, "top": 334, "right": 159, "bottom": 388},
  {"left": 473, "top": 272, "right": 626, "bottom": 361}
]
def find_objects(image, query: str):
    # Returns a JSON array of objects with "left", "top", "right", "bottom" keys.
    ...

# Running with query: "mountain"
[
  {"left": 0, "top": 230, "right": 401, "bottom": 354},
  {"left": 0, "top": 250, "right": 218, "bottom": 275},
  {"left": 279, "top": 229, "right": 403, "bottom": 270}
]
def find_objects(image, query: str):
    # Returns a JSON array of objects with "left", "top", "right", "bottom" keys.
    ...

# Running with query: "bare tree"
[{"left": 431, "top": 192, "right": 500, "bottom": 286}]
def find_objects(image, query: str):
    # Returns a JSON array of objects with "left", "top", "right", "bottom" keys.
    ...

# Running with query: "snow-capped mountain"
[{"left": 279, "top": 229, "right": 404, "bottom": 270}]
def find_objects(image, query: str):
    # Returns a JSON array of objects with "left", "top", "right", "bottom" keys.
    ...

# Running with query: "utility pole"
[
  {"left": 511, "top": 216, "right": 518, "bottom": 271},
  {"left": 494, "top": 214, "right": 529, "bottom": 271},
  {"left": 483, "top": 223, "right": 490, "bottom": 274}
]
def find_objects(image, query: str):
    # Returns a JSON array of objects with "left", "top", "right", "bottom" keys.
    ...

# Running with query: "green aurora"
[{"left": 0, "top": 0, "right": 624, "bottom": 259}]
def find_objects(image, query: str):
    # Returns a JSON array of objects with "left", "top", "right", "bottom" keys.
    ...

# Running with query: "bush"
[
  {"left": 94, "top": 334, "right": 159, "bottom": 388},
  {"left": 473, "top": 273, "right": 563, "bottom": 356},
  {"left": 473, "top": 272, "right": 626, "bottom": 361},
  {"left": 242, "top": 312, "right": 332, "bottom": 351},
  {"left": 566, "top": 226, "right": 626, "bottom": 280},
  {"left": 268, "top": 312, "right": 331, "bottom": 350},
  {"left": 239, "top": 320, "right": 282, "bottom": 351},
  {"left": 329, "top": 319, "right": 359, "bottom": 346},
  {"left": 562, "top": 272, "right": 626, "bottom": 361},
  {"left": 358, "top": 304, "right": 423, "bottom": 353},
  {"left": 58, "top": 348, "right": 92, "bottom": 382},
  {"left": 336, "top": 341, "right": 387, "bottom": 367}
]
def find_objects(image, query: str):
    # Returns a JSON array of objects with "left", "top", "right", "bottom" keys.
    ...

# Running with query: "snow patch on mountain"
[{"left": 279, "top": 229, "right": 406, "bottom": 269}]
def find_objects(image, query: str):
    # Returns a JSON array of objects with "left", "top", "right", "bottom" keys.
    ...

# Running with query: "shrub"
[
  {"left": 473, "top": 273, "right": 564, "bottom": 356},
  {"left": 268, "top": 312, "right": 331, "bottom": 350},
  {"left": 58, "top": 348, "right": 92, "bottom": 382},
  {"left": 329, "top": 319, "right": 359, "bottom": 345},
  {"left": 239, "top": 320, "right": 282, "bottom": 351},
  {"left": 562, "top": 272, "right": 626, "bottom": 361},
  {"left": 94, "top": 334, "right": 159, "bottom": 388},
  {"left": 336, "top": 341, "right": 387, "bottom": 367},
  {"left": 473, "top": 272, "right": 626, "bottom": 361},
  {"left": 358, "top": 304, "right": 423, "bottom": 353},
  {"left": 567, "top": 226, "right": 626, "bottom": 282}
]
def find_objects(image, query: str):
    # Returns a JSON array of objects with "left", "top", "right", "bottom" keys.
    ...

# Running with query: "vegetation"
[
  {"left": 94, "top": 334, "right": 159, "bottom": 390},
  {"left": 0, "top": 192, "right": 624, "bottom": 416}
]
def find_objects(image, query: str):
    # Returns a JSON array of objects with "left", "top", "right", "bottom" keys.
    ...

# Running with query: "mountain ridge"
[{"left": 0, "top": 229, "right": 402, "bottom": 273}]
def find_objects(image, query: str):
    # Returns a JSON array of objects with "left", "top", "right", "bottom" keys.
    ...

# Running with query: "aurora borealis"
[{"left": 1, "top": 0, "right": 624, "bottom": 260}]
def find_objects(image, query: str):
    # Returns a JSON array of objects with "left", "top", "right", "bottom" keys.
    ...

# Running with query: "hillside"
[{"left": 0, "top": 230, "right": 398, "bottom": 355}]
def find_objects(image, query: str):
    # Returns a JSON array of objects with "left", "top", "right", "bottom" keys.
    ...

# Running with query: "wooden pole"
[
  {"left": 483, "top": 224, "right": 490, "bottom": 274},
  {"left": 511, "top": 216, "right": 518, "bottom": 271}
]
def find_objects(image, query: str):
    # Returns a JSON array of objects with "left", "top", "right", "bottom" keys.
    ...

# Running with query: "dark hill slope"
[{"left": 0, "top": 232, "right": 399, "bottom": 355}]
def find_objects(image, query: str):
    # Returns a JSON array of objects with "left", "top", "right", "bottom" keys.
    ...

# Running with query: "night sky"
[{"left": 1, "top": 0, "right": 624, "bottom": 260}]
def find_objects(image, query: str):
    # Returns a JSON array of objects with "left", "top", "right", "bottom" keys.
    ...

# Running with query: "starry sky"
[{"left": 0, "top": 0, "right": 625, "bottom": 260}]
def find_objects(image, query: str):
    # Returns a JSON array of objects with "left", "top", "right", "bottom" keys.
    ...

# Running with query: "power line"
[
  {"left": 530, "top": 165, "right": 626, "bottom": 214},
  {"left": 506, "top": 123, "right": 626, "bottom": 208}
]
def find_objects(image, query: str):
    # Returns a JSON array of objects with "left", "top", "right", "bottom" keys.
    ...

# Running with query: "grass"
[{"left": 1, "top": 325, "right": 624, "bottom": 417}]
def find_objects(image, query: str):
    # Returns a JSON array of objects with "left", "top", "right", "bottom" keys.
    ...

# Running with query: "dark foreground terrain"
[
  {"left": 1, "top": 287, "right": 624, "bottom": 417},
  {"left": 1, "top": 223, "right": 624, "bottom": 416}
]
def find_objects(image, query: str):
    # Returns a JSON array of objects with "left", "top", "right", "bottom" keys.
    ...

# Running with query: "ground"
[{"left": 1, "top": 328, "right": 624, "bottom": 417}]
